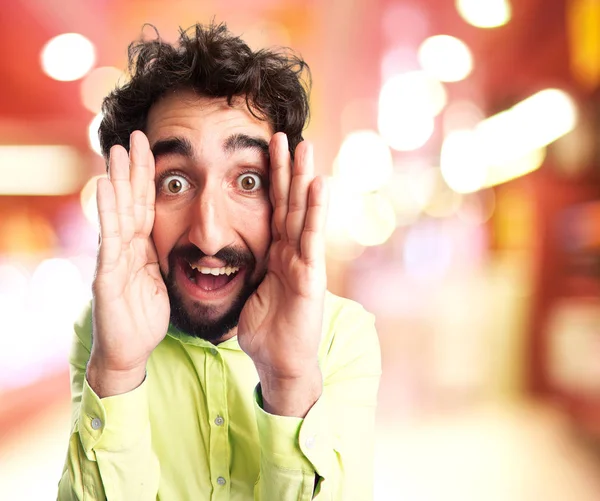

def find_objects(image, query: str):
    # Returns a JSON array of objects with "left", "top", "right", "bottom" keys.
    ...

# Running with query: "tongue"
[{"left": 193, "top": 271, "right": 233, "bottom": 291}]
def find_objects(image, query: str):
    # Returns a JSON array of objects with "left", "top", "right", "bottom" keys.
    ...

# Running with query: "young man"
[{"left": 58, "top": 23, "right": 381, "bottom": 501}]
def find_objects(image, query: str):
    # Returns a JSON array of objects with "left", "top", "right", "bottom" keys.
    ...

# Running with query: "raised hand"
[
  {"left": 87, "top": 131, "right": 170, "bottom": 398},
  {"left": 237, "top": 133, "right": 329, "bottom": 417}
]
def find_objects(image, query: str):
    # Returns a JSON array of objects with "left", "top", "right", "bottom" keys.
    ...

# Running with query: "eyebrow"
[
  {"left": 224, "top": 133, "right": 269, "bottom": 159},
  {"left": 150, "top": 133, "right": 270, "bottom": 163},
  {"left": 151, "top": 137, "right": 195, "bottom": 161}
]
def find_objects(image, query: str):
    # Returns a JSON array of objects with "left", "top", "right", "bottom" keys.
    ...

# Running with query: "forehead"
[{"left": 145, "top": 89, "right": 273, "bottom": 144}]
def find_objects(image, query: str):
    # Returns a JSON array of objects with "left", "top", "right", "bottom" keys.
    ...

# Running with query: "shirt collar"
[{"left": 166, "top": 324, "right": 242, "bottom": 351}]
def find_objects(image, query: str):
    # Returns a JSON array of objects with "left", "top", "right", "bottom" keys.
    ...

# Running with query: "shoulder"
[
  {"left": 322, "top": 291, "right": 375, "bottom": 333},
  {"left": 319, "top": 291, "right": 380, "bottom": 373}
]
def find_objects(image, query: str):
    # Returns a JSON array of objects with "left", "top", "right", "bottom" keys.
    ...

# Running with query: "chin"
[{"left": 165, "top": 272, "right": 258, "bottom": 342}]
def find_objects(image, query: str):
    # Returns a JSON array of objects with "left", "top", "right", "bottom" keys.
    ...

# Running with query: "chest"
[{"left": 146, "top": 342, "right": 261, "bottom": 500}]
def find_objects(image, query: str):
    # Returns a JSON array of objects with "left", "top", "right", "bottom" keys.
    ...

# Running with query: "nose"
[{"left": 188, "top": 183, "right": 235, "bottom": 256}]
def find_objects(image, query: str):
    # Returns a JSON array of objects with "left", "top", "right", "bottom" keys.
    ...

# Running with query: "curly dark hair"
[{"left": 98, "top": 22, "right": 311, "bottom": 160}]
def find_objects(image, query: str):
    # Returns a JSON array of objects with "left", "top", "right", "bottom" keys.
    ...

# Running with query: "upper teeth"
[{"left": 190, "top": 264, "right": 239, "bottom": 276}]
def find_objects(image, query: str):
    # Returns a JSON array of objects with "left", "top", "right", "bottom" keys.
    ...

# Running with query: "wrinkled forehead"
[{"left": 146, "top": 88, "right": 273, "bottom": 139}]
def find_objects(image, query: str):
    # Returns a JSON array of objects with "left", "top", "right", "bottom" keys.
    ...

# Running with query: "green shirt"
[{"left": 57, "top": 292, "right": 381, "bottom": 500}]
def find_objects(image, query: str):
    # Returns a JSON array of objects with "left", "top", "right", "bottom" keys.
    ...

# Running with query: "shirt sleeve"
[
  {"left": 253, "top": 301, "right": 382, "bottom": 501},
  {"left": 57, "top": 304, "right": 160, "bottom": 501}
]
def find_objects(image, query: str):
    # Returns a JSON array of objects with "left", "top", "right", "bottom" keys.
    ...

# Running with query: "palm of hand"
[
  {"left": 237, "top": 239, "right": 325, "bottom": 378},
  {"left": 92, "top": 132, "right": 170, "bottom": 372},
  {"left": 237, "top": 134, "right": 328, "bottom": 379}
]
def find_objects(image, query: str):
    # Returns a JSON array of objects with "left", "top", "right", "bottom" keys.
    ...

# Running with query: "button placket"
[{"left": 206, "top": 347, "right": 229, "bottom": 496}]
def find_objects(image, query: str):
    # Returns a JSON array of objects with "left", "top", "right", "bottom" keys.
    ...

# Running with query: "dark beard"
[{"left": 161, "top": 245, "right": 262, "bottom": 342}]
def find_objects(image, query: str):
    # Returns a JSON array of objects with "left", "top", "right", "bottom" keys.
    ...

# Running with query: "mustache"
[{"left": 170, "top": 244, "right": 255, "bottom": 269}]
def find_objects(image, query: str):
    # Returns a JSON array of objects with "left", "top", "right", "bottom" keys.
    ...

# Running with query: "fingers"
[
  {"left": 96, "top": 176, "right": 121, "bottom": 273},
  {"left": 286, "top": 140, "right": 314, "bottom": 248},
  {"left": 109, "top": 143, "right": 135, "bottom": 246},
  {"left": 129, "top": 131, "right": 154, "bottom": 237},
  {"left": 300, "top": 176, "right": 329, "bottom": 265},
  {"left": 269, "top": 133, "right": 292, "bottom": 241}
]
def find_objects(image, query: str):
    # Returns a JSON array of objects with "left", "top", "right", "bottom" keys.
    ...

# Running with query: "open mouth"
[{"left": 183, "top": 260, "right": 241, "bottom": 292}]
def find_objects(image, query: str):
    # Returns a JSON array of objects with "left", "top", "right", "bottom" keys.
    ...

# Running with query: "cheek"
[
  {"left": 242, "top": 200, "right": 272, "bottom": 260},
  {"left": 152, "top": 208, "right": 185, "bottom": 266}
]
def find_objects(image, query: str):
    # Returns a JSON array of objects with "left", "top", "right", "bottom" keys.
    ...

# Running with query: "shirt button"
[
  {"left": 91, "top": 417, "right": 102, "bottom": 430},
  {"left": 215, "top": 415, "right": 225, "bottom": 426},
  {"left": 216, "top": 476, "right": 226, "bottom": 486},
  {"left": 210, "top": 348, "right": 218, "bottom": 356},
  {"left": 305, "top": 436, "right": 316, "bottom": 449}
]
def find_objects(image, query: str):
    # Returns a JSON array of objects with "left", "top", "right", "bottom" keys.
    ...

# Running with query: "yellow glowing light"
[
  {"left": 440, "top": 130, "right": 487, "bottom": 193},
  {"left": 325, "top": 178, "right": 366, "bottom": 259},
  {"left": 81, "top": 66, "right": 125, "bottom": 113},
  {"left": 80, "top": 175, "right": 103, "bottom": 228},
  {"left": 347, "top": 193, "right": 397, "bottom": 246},
  {"left": 422, "top": 168, "right": 463, "bottom": 218},
  {"left": 418, "top": 35, "right": 474, "bottom": 82},
  {"left": 441, "top": 89, "right": 576, "bottom": 193},
  {"left": 456, "top": 0, "right": 512, "bottom": 28},
  {"left": 41, "top": 33, "right": 96, "bottom": 82},
  {"left": 378, "top": 71, "right": 445, "bottom": 151},
  {"left": 485, "top": 148, "right": 546, "bottom": 187},
  {"left": 381, "top": 170, "right": 423, "bottom": 226},
  {"left": 476, "top": 89, "right": 576, "bottom": 166},
  {"left": 88, "top": 112, "right": 104, "bottom": 156},
  {"left": 335, "top": 130, "right": 393, "bottom": 193},
  {"left": 0, "top": 145, "right": 82, "bottom": 195}
]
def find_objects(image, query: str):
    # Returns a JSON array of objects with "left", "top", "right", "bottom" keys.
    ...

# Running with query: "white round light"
[
  {"left": 380, "top": 71, "right": 447, "bottom": 117},
  {"left": 418, "top": 35, "right": 474, "bottom": 82},
  {"left": 41, "top": 33, "right": 96, "bottom": 82},
  {"left": 81, "top": 66, "right": 125, "bottom": 113},
  {"left": 440, "top": 130, "right": 487, "bottom": 193},
  {"left": 378, "top": 71, "right": 446, "bottom": 151},
  {"left": 378, "top": 110, "right": 435, "bottom": 152},
  {"left": 80, "top": 175, "right": 103, "bottom": 228},
  {"left": 88, "top": 112, "right": 104, "bottom": 156},
  {"left": 336, "top": 130, "right": 393, "bottom": 193},
  {"left": 456, "top": 0, "right": 512, "bottom": 29},
  {"left": 347, "top": 193, "right": 397, "bottom": 247}
]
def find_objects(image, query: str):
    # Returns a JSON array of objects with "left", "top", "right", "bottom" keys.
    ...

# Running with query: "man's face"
[{"left": 145, "top": 89, "right": 273, "bottom": 342}]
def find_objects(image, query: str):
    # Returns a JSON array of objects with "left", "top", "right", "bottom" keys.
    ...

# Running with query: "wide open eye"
[
  {"left": 159, "top": 174, "right": 191, "bottom": 195},
  {"left": 236, "top": 172, "right": 262, "bottom": 192}
]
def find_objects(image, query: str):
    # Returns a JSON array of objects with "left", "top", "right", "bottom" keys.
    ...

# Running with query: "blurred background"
[{"left": 2, "top": 0, "right": 600, "bottom": 499}]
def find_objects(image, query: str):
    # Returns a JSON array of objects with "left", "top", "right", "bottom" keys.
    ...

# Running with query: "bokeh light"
[
  {"left": 378, "top": 71, "right": 446, "bottom": 151},
  {"left": 347, "top": 192, "right": 397, "bottom": 246},
  {"left": 0, "top": 145, "right": 82, "bottom": 195},
  {"left": 80, "top": 66, "right": 125, "bottom": 113},
  {"left": 80, "top": 175, "right": 103, "bottom": 228},
  {"left": 88, "top": 112, "right": 104, "bottom": 156},
  {"left": 40, "top": 33, "right": 96, "bottom": 82},
  {"left": 325, "top": 179, "right": 366, "bottom": 260},
  {"left": 418, "top": 35, "right": 474, "bottom": 82},
  {"left": 442, "top": 89, "right": 576, "bottom": 193},
  {"left": 443, "top": 100, "right": 485, "bottom": 135},
  {"left": 440, "top": 129, "right": 487, "bottom": 194},
  {"left": 380, "top": 169, "right": 424, "bottom": 227},
  {"left": 456, "top": 0, "right": 512, "bottom": 28},
  {"left": 335, "top": 130, "right": 393, "bottom": 193}
]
